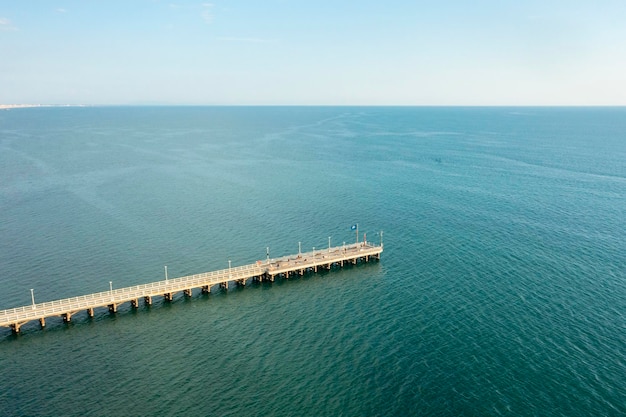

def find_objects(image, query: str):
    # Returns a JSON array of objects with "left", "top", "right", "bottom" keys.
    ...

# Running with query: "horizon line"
[{"left": 3, "top": 103, "right": 626, "bottom": 109}]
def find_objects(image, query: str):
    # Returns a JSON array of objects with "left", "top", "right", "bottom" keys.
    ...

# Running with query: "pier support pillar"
[
  {"left": 144, "top": 296, "right": 152, "bottom": 305},
  {"left": 184, "top": 288, "right": 193, "bottom": 297},
  {"left": 10, "top": 323, "right": 21, "bottom": 334},
  {"left": 108, "top": 304, "right": 117, "bottom": 313},
  {"left": 39, "top": 317, "right": 46, "bottom": 328},
  {"left": 164, "top": 293, "right": 173, "bottom": 302},
  {"left": 201, "top": 285, "right": 211, "bottom": 294},
  {"left": 87, "top": 308, "right": 94, "bottom": 317},
  {"left": 63, "top": 312, "right": 72, "bottom": 323},
  {"left": 314, "top": 265, "right": 317, "bottom": 273},
  {"left": 220, "top": 282, "right": 228, "bottom": 290},
  {"left": 236, "top": 279, "right": 246, "bottom": 286},
  {"left": 131, "top": 299, "right": 139, "bottom": 308}
]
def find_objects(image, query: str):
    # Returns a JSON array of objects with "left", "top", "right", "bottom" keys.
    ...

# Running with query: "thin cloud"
[
  {"left": 0, "top": 17, "right": 17, "bottom": 31},
  {"left": 217, "top": 36, "right": 275, "bottom": 43},
  {"left": 201, "top": 3, "right": 213, "bottom": 24},
  {"left": 56, "top": 8, "right": 67, "bottom": 13}
]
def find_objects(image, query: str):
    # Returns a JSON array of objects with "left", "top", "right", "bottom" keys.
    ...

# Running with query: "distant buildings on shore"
[
  {"left": 0, "top": 104, "right": 47, "bottom": 110},
  {"left": 0, "top": 104, "right": 82, "bottom": 110}
]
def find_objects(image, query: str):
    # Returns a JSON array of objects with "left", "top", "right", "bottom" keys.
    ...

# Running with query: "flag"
[{"left": 351, "top": 224, "right": 357, "bottom": 231}]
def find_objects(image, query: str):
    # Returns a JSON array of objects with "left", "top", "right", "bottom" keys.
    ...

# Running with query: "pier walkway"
[{"left": 1, "top": 242, "right": 382, "bottom": 333}]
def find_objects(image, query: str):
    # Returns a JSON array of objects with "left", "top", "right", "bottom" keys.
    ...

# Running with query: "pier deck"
[{"left": 1, "top": 242, "right": 382, "bottom": 333}]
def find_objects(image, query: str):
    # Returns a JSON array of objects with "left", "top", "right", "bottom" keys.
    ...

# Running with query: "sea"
[{"left": 0, "top": 106, "right": 624, "bottom": 416}]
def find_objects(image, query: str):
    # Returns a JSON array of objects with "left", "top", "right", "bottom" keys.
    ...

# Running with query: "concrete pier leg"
[
  {"left": 314, "top": 265, "right": 317, "bottom": 273},
  {"left": 237, "top": 279, "right": 246, "bottom": 286},
  {"left": 10, "top": 323, "right": 21, "bottom": 334},
  {"left": 201, "top": 285, "right": 211, "bottom": 294},
  {"left": 299, "top": 269, "right": 303, "bottom": 276},
  {"left": 269, "top": 274, "right": 274, "bottom": 282},
  {"left": 88, "top": 308, "right": 94, "bottom": 317},
  {"left": 63, "top": 312, "right": 72, "bottom": 323},
  {"left": 131, "top": 299, "right": 139, "bottom": 308},
  {"left": 184, "top": 288, "right": 193, "bottom": 297},
  {"left": 144, "top": 296, "right": 152, "bottom": 305},
  {"left": 40, "top": 317, "right": 46, "bottom": 328},
  {"left": 220, "top": 282, "right": 228, "bottom": 290},
  {"left": 164, "top": 293, "right": 173, "bottom": 301},
  {"left": 341, "top": 260, "right": 344, "bottom": 267},
  {"left": 108, "top": 304, "right": 117, "bottom": 313}
]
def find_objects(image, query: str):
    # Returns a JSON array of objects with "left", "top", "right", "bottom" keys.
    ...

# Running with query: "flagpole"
[{"left": 356, "top": 223, "right": 358, "bottom": 244}]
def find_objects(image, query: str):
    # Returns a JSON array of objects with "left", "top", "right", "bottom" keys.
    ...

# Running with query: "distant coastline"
[{"left": 0, "top": 104, "right": 83, "bottom": 110}]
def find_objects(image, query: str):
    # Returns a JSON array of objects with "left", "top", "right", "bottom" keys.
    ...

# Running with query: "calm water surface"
[{"left": 0, "top": 107, "right": 625, "bottom": 416}]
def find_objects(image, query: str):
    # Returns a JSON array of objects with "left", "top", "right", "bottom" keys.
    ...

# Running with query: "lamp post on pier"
[
  {"left": 30, "top": 288, "right": 35, "bottom": 309},
  {"left": 164, "top": 265, "right": 168, "bottom": 283},
  {"left": 228, "top": 259, "right": 232, "bottom": 279},
  {"left": 109, "top": 281, "right": 113, "bottom": 300},
  {"left": 298, "top": 242, "right": 301, "bottom": 256},
  {"left": 328, "top": 236, "right": 331, "bottom": 252}
]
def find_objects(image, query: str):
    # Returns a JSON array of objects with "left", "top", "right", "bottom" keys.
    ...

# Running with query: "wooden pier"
[{"left": 1, "top": 241, "right": 383, "bottom": 334}]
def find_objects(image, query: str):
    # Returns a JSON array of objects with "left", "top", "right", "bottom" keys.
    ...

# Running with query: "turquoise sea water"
[{"left": 0, "top": 107, "right": 625, "bottom": 416}]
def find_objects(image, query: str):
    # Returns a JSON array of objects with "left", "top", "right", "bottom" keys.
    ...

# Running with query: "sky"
[{"left": 1, "top": 0, "right": 625, "bottom": 105}]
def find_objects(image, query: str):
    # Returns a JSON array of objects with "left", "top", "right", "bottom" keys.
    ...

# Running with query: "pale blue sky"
[{"left": 1, "top": 0, "right": 625, "bottom": 105}]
